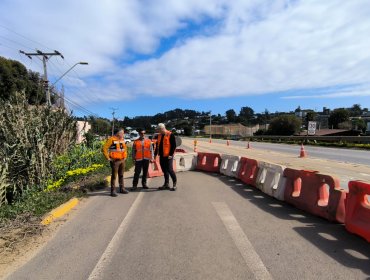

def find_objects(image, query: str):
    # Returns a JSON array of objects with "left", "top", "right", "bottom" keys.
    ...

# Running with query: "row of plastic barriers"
[
  {"left": 147, "top": 149, "right": 198, "bottom": 178},
  {"left": 146, "top": 150, "right": 369, "bottom": 242},
  {"left": 194, "top": 152, "right": 370, "bottom": 242}
]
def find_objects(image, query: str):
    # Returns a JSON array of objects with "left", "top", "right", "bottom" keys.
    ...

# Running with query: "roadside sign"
[{"left": 308, "top": 121, "right": 317, "bottom": 135}]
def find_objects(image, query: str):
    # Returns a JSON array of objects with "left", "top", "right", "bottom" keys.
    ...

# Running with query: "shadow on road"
[{"left": 209, "top": 172, "right": 370, "bottom": 276}]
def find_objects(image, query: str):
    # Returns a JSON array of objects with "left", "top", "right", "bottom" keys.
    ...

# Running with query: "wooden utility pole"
[{"left": 110, "top": 107, "right": 118, "bottom": 136}]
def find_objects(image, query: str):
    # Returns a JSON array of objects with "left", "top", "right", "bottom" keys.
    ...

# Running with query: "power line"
[
  {"left": 0, "top": 25, "right": 53, "bottom": 51},
  {"left": 0, "top": 35, "right": 34, "bottom": 51},
  {"left": 2, "top": 25, "right": 100, "bottom": 117},
  {"left": 47, "top": 60, "right": 101, "bottom": 113}
]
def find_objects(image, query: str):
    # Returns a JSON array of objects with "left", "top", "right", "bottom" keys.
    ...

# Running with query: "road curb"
[{"left": 41, "top": 197, "right": 79, "bottom": 226}]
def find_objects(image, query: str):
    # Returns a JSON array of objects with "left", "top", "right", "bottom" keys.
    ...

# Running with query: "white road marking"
[
  {"left": 360, "top": 173, "right": 370, "bottom": 177},
  {"left": 88, "top": 192, "right": 144, "bottom": 280},
  {"left": 212, "top": 202, "right": 273, "bottom": 280}
]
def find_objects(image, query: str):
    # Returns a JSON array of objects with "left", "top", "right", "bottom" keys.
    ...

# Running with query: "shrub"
[{"left": 0, "top": 93, "right": 76, "bottom": 205}]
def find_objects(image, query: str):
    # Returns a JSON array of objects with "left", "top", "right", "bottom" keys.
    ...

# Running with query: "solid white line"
[
  {"left": 88, "top": 191, "right": 144, "bottom": 280},
  {"left": 212, "top": 202, "right": 273, "bottom": 280}
]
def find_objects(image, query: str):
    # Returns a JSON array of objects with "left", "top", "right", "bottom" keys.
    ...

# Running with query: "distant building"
[
  {"left": 204, "top": 123, "right": 260, "bottom": 138},
  {"left": 76, "top": 121, "right": 91, "bottom": 144}
]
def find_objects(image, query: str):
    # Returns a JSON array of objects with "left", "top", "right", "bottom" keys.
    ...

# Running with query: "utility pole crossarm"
[{"left": 19, "top": 49, "right": 64, "bottom": 106}]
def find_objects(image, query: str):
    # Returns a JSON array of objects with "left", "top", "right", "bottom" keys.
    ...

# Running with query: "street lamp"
[{"left": 51, "top": 62, "right": 88, "bottom": 86}]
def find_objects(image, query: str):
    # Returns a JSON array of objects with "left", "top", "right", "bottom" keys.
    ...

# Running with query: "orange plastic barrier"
[
  {"left": 237, "top": 157, "right": 259, "bottom": 187},
  {"left": 147, "top": 157, "right": 163, "bottom": 178},
  {"left": 283, "top": 169, "right": 346, "bottom": 223},
  {"left": 345, "top": 181, "right": 370, "bottom": 242},
  {"left": 196, "top": 152, "right": 221, "bottom": 173},
  {"left": 147, "top": 157, "right": 177, "bottom": 178}
]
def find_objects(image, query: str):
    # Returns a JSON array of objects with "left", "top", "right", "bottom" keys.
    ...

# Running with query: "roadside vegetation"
[{"left": 0, "top": 92, "right": 133, "bottom": 259}]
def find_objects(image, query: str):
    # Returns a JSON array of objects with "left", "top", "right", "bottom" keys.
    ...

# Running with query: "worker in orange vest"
[
  {"left": 131, "top": 128, "right": 154, "bottom": 191},
  {"left": 102, "top": 128, "right": 129, "bottom": 196},
  {"left": 154, "top": 123, "right": 177, "bottom": 191}
]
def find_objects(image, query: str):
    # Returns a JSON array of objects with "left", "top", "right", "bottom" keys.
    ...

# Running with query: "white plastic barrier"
[
  {"left": 220, "top": 154, "right": 241, "bottom": 178},
  {"left": 174, "top": 152, "right": 197, "bottom": 172},
  {"left": 256, "top": 161, "right": 286, "bottom": 201}
]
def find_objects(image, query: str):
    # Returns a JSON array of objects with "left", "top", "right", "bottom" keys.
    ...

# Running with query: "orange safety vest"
[
  {"left": 134, "top": 139, "right": 152, "bottom": 160},
  {"left": 109, "top": 136, "right": 127, "bottom": 160},
  {"left": 157, "top": 131, "right": 171, "bottom": 157}
]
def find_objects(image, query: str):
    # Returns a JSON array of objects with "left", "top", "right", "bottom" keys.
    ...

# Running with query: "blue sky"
[{"left": 1, "top": 0, "right": 370, "bottom": 118}]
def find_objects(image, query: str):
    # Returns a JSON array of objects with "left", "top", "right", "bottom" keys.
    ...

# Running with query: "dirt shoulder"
[
  {"left": 0, "top": 200, "right": 86, "bottom": 279},
  {"left": 0, "top": 168, "right": 135, "bottom": 279}
]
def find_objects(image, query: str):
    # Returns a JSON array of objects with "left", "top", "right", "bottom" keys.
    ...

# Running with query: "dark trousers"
[
  {"left": 133, "top": 160, "right": 150, "bottom": 187},
  {"left": 159, "top": 157, "right": 177, "bottom": 184},
  {"left": 110, "top": 159, "right": 125, "bottom": 192}
]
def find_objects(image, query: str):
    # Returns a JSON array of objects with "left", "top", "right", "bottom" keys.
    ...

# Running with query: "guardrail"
[{"left": 248, "top": 136, "right": 370, "bottom": 144}]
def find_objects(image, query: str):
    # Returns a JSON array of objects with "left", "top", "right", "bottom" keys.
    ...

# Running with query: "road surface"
[
  {"left": 181, "top": 138, "right": 370, "bottom": 189},
  {"left": 188, "top": 138, "right": 370, "bottom": 166},
  {"left": 6, "top": 172, "right": 370, "bottom": 280}
]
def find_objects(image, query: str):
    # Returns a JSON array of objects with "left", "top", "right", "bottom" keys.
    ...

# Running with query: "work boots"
[
  {"left": 158, "top": 183, "right": 170, "bottom": 190},
  {"left": 111, "top": 186, "right": 118, "bottom": 197},
  {"left": 119, "top": 186, "right": 129, "bottom": 194},
  {"left": 170, "top": 181, "right": 177, "bottom": 191}
]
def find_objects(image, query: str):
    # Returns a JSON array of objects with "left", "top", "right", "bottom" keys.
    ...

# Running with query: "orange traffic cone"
[
  {"left": 299, "top": 143, "right": 307, "bottom": 158},
  {"left": 227, "top": 139, "right": 230, "bottom": 146},
  {"left": 246, "top": 141, "right": 251, "bottom": 149}
]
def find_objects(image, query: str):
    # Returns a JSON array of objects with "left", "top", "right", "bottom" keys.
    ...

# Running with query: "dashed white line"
[
  {"left": 88, "top": 191, "right": 144, "bottom": 280},
  {"left": 212, "top": 202, "right": 273, "bottom": 280}
]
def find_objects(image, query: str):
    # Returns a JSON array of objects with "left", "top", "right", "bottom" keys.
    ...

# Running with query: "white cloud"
[{"left": 1, "top": 0, "right": 370, "bottom": 104}]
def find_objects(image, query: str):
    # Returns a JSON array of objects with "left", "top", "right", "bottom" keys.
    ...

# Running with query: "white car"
[{"left": 124, "top": 136, "right": 132, "bottom": 144}]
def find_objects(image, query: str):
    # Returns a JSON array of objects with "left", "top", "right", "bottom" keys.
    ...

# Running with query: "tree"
[
  {"left": 239, "top": 106, "right": 254, "bottom": 124},
  {"left": 328, "top": 109, "right": 350, "bottom": 129},
  {"left": 88, "top": 117, "right": 112, "bottom": 135},
  {"left": 305, "top": 111, "right": 317, "bottom": 127},
  {"left": 349, "top": 104, "right": 362, "bottom": 117},
  {"left": 255, "top": 109, "right": 270, "bottom": 127},
  {"left": 352, "top": 118, "right": 367, "bottom": 132},
  {"left": 225, "top": 109, "right": 237, "bottom": 123},
  {"left": 183, "top": 125, "right": 193, "bottom": 136},
  {"left": 0, "top": 56, "right": 45, "bottom": 104},
  {"left": 268, "top": 115, "right": 302, "bottom": 135}
]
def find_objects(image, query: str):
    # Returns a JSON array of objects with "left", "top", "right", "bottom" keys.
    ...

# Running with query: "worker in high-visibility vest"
[
  {"left": 131, "top": 128, "right": 154, "bottom": 191},
  {"left": 102, "top": 128, "right": 129, "bottom": 196},
  {"left": 154, "top": 123, "right": 177, "bottom": 191}
]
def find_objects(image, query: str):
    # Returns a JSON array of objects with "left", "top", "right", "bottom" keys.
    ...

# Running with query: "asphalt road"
[
  {"left": 191, "top": 138, "right": 370, "bottom": 166},
  {"left": 6, "top": 172, "right": 370, "bottom": 280}
]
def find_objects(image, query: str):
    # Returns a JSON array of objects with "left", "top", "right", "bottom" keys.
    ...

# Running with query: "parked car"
[
  {"left": 130, "top": 131, "right": 139, "bottom": 141},
  {"left": 124, "top": 135, "right": 132, "bottom": 144}
]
